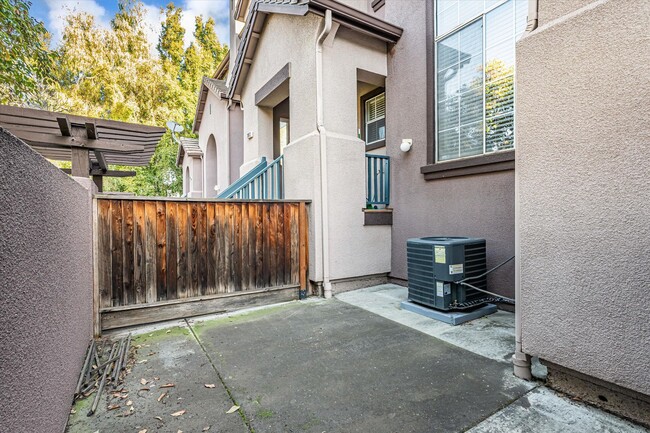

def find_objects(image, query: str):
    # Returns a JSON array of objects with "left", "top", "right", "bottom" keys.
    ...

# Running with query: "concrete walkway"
[{"left": 67, "top": 288, "right": 649, "bottom": 433}]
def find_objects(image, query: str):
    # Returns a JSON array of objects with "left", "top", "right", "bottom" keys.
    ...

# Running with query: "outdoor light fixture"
[{"left": 400, "top": 139, "right": 413, "bottom": 152}]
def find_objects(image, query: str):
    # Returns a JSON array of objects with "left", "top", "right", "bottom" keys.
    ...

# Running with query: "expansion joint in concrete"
[{"left": 185, "top": 319, "right": 256, "bottom": 433}]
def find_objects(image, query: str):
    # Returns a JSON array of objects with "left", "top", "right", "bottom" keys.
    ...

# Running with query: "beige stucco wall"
[
  {"left": 198, "top": 90, "right": 232, "bottom": 196},
  {"left": 0, "top": 129, "right": 94, "bottom": 433},
  {"left": 241, "top": 12, "right": 392, "bottom": 286},
  {"left": 517, "top": 0, "right": 650, "bottom": 395},
  {"left": 240, "top": 13, "right": 319, "bottom": 173},
  {"left": 383, "top": 0, "right": 516, "bottom": 298}
]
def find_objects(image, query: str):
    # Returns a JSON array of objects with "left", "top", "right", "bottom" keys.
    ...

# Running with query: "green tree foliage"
[
  {"left": 18, "top": 0, "right": 228, "bottom": 196},
  {"left": 0, "top": 0, "right": 57, "bottom": 104}
]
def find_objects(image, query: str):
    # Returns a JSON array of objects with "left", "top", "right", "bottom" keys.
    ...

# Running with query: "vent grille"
[
  {"left": 406, "top": 237, "right": 488, "bottom": 310},
  {"left": 462, "top": 242, "right": 487, "bottom": 303},
  {"left": 406, "top": 242, "right": 437, "bottom": 308}
]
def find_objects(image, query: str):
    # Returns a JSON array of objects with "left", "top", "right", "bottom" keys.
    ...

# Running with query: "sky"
[{"left": 29, "top": 0, "right": 230, "bottom": 51}]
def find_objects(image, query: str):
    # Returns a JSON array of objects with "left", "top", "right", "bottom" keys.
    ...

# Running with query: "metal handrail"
[
  {"left": 230, "top": 154, "right": 284, "bottom": 200},
  {"left": 366, "top": 154, "right": 390, "bottom": 206}
]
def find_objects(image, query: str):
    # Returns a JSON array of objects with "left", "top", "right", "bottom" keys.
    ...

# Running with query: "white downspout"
[
  {"left": 316, "top": 10, "right": 333, "bottom": 299},
  {"left": 512, "top": 0, "right": 538, "bottom": 380}
]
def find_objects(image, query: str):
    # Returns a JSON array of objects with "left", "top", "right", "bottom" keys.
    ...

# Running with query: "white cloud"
[
  {"left": 44, "top": 0, "right": 230, "bottom": 51},
  {"left": 180, "top": 0, "right": 230, "bottom": 48},
  {"left": 45, "top": 0, "right": 110, "bottom": 44}
]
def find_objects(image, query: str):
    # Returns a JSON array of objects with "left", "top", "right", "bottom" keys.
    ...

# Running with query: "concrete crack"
[{"left": 185, "top": 319, "right": 255, "bottom": 433}]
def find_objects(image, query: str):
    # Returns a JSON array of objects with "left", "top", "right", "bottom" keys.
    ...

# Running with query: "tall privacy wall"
[
  {"left": 0, "top": 129, "right": 94, "bottom": 433},
  {"left": 517, "top": 0, "right": 650, "bottom": 424}
]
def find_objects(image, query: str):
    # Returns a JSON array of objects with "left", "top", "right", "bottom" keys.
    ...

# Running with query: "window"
[
  {"left": 365, "top": 92, "right": 386, "bottom": 146},
  {"left": 435, "top": 0, "right": 527, "bottom": 162}
]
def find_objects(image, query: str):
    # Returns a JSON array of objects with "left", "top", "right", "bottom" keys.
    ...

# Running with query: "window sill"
[
  {"left": 420, "top": 150, "right": 515, "bottom": 180},
  {"left": 366, "top": 140, "right": 386, "bottom": 152}
]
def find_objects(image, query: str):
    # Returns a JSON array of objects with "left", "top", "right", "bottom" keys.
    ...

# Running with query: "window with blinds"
[
  {"left": 365, "top": 92, "right": 386, "bottom": 146},
  {"left": 435, "top": 0, "right": 528, "bottom": 162}
]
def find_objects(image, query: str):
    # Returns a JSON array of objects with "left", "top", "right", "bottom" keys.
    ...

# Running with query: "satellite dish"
[{"left": 166, "top": 120, "right": 184, "bottom": 134}]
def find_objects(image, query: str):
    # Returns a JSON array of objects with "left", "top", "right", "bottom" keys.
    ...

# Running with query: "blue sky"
[{"left": 29, "top": 0, "right": 230, "bottom": 50}]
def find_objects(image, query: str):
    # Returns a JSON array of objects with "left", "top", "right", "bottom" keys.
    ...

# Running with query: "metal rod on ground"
[
  {"left": 88, "top": 342, "right": 117, "bottom": 416},
  {"left": 84, "top": 343, "right": 97, "bottom": 383},
  {"left": 112, "top": 337, "right": 126, "bottom": 386},
  {"left": 75, "top": 340, "right": 95, "bottom": 398},
  {"left": 121, "top": 334, "right": 132, "bottom": 372}
]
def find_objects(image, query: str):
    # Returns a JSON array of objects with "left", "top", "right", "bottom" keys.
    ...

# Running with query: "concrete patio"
[{"left": 66, "top": 285, "right": 648, "bottom": 433}]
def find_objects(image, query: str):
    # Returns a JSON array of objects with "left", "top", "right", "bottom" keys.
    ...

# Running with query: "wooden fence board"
[
  {"left": 96, "top": 198, "right": 310, "bottom": 324},
  {"left": 122, "top": 200, "right": 134, "bottom": 305},
  {"left": 110, "top": 200, "right": 123, "bottom": 306}
]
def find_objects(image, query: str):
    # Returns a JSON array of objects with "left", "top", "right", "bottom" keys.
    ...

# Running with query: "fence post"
[{"left": 92, "top": 197, "right": 101, "bottom": 337}]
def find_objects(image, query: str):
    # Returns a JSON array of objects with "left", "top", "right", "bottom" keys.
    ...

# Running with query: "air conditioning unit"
[{"left": 406, "top": 237, "right": 487, "bottom": 311}]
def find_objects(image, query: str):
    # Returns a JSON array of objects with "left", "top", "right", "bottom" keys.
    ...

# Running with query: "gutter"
[
  {"left": 316, "top": 9, "right": 333, "bottom": 299},
  {"left": 512, "top": 0, "right": 538, "bottom": 381}
]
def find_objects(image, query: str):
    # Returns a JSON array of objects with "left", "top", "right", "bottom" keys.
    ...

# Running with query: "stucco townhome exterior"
[{"left": 186, "top": 0, "right": 650, "bottom": 425}]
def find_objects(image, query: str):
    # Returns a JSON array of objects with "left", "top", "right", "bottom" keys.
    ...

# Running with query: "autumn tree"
[
  {"left": 48, "top": 0, "right": 227, "bottom": 195},
  {"left": 0, "top": 0, "right": 57, "bottom": 105}
]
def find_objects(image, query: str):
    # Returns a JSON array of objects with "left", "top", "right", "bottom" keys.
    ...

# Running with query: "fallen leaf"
[
  {"left": 204, "top": 384, "right": 216, "bottom": 388},
  {"left": 70, "top": 409, "right": 76, "bottom": 414},
  {"left": 160, "top": 383, "right": 175, "bottom": 388},
  {"left": 166, "top": 330, "right": 171, "bottom": 334},
  {"left": 171, "top": 410, "right": 186, "bottom": 417},
  {"left": 138, "top": 430, "right": 147, "bottom": 433},
  {"left": 140, "top": 378, "right": 148, "bottom": 385},
  {"left": 139, "top": 388, "right": 150, "bottom": 392},
  {"left": 154, "top": 416, "right": 163, "bottom": 421},
  {"left": 126, "top": 400, "right": 133, "bottom": 406},
  {"left": 137, "top": 359, "right": 148, "bottom": 364},
  {"left": 158, "top": 392, "right": 167, "bottom": 402},
  {"left": 226, "top": 405, "right": 240, "bottom": 414},
  {"left": 107, "top": 404, "right": 120, "bottom": 411},
  {"left": 177, "top": 431, "right": 183, "bottom": 433},
  {"left": 203, "top": 427, "right": 210, "bottom": 431},
  {"left": 148, "top": 352, "right": 157, "bottom": 356},
  {"left": 154, "top": 377, "right": 160, "bottom": 380}
]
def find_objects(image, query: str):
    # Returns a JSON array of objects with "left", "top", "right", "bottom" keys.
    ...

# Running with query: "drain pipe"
[
  {"left": 316, "top": 9, "right": 333, "bottom": 299},
  {"left": 512, "top": 0, "right": 538, "bottom": 380},
  {"left": 525, "top": 0, "right": 539, "bottom": 33}
]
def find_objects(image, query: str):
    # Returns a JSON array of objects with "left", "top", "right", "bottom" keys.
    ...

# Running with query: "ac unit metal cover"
[{"left": 406, "top": 237, "right": 487, "bottom": 311}]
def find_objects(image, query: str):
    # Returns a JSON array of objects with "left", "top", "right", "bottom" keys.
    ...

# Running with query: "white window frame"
[
  {"left": 434, "top": 0, "right": 522, "bottom": 163},
  {"left": 365, "top": 92, "right": 386, "bottom": 146}
]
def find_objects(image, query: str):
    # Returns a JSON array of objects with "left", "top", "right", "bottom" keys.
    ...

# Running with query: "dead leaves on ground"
[
  {"left": 204, "top": 384, "right": 216, "bottom": 388},
  {"left": 171, "top": 409, "right": 186, "bottom": 417},
  {"left": 226, "top": 405, "right": 240, "bottom": 414}
]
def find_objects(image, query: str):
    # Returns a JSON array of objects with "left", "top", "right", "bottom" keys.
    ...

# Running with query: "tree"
[
  {"left": 0, "top": 0, "right": 56, "bottom": 104},
  {"left": 2, "top": 0, "right": 227, "bottom": 196},
  {"left": 158, "top": 3, "right": 185, "bottom": 69}
]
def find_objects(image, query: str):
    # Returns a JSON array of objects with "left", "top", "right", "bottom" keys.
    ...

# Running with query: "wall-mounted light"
[{"left": 400, "top": 139, "right": 413, "bottom": 152}]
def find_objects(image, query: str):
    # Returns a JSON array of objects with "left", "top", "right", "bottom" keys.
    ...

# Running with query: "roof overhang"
[
  {"left": 176, "top": 137, "right": 203, "bottom": 166},
  {"left": 192, "top": 77, "right": 229, "bottom": 133},
  {"left": 228, "top": 0, "right": 403, "bottom": 99}
]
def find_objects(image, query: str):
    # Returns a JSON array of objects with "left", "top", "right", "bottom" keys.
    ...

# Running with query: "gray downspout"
[
  {"left": 512, "top": 0, "right": 538, "bottom": 381},
  {"left": 316, "top": 10, "right": 333, "bottom": 299}
]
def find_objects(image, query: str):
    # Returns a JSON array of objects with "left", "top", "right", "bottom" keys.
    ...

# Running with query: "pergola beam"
[
  {"left": 13, "top": 130, "right": 145, "bottom": 153},
  {"left": 94, "top": 150, "right": 108, "bottom": 171},
  {"left": 85, "top": 122, "right": 98, "bottom": 139},
  {"left": 62, "top": 168, "right": 137, "bottom": 177},
  {"left": 57, "top": 117, "right": 71, "bottom": 136}
]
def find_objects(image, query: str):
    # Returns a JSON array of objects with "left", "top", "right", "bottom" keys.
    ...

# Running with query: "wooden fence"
[{"left": 94, "top": 197, "right": 309, "bottom": 332}]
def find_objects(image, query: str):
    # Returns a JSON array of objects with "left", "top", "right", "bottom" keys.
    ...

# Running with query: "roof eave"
[{"left": 227, "top": 0, "right": 403, "bottom": 99}]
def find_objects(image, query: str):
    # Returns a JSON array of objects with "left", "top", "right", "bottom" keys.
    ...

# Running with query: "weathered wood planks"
[{"left": 96, "top": 199, "right": 309, "bottom": 311}]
